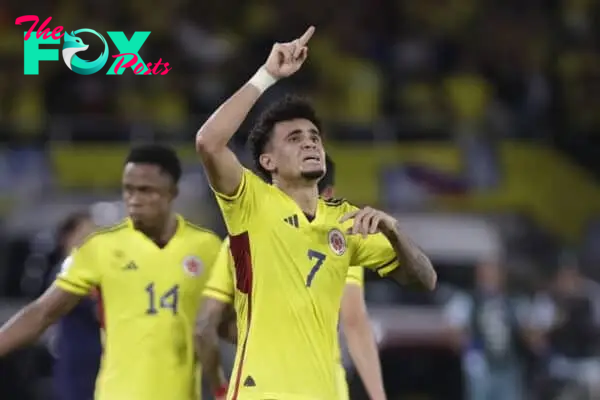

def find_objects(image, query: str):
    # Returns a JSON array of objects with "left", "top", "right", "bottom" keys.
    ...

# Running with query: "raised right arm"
[
  {"left": 195, "top": 26, "right": 315, "bottom": 196},
  {"left": 195, "top": 83, "right": 264, "bottom": 197},
  {"left": 0, "top": 285, "right": 81, "bottom": 356}
]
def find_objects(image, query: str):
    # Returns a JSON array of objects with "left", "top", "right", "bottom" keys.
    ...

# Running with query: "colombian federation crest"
[
  {"left": 328, "top": 229, "right": 347, "bottom": 256},
  {"left": 182, "top": 256, "right": 203, "bottom": 277}
]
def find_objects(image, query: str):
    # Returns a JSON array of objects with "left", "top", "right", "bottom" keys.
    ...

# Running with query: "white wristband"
[{"left": 248, "top": 67, "right": 277, "bottom": 93}]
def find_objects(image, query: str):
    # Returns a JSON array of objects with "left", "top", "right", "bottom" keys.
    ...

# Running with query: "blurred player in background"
[
  {"left": 195, "top": 26, "right": 435, "bottom": 399},
  {"left": 46, "top": 210, "right": 100, "bottom": 400},
  {"left": 198, "top": 155, "right": 387, "bottom": 400},
  {"left": 0, "top": 145, "right": 222, "bottom": 400}
]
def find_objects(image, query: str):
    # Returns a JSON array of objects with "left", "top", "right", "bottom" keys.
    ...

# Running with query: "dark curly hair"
[
  {"left": 125, "top": 144, "right": 182, "bottom": 184},
  {"left": 248, "top": 95, "right": 322, "bottom": 180}
]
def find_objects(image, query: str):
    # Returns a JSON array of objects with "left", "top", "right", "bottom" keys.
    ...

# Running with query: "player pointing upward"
[
  {"left": 198, "top": 155, "right": 387, "bottom": 400},
  {"left": 195, "top": 27, "right": 436, "bottom": 400}
]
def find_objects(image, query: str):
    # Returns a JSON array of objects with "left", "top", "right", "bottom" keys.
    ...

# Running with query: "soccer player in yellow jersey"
[
  {"left": 199, "top": 156, "right": 387, "bottom": 400},
  {"left": 0, "top": 145, "right": 222, "bottom": 400},
  {"left": 195, "top": 26, "right": 436, "bottom": 400}
]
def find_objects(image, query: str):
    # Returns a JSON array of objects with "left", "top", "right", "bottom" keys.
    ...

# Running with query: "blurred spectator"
[
  {"left": 443, "top": 50, "right": 492, "bottom": 137},
  {"left": 8, "top": 75, "right": 45, "bottom": 140},
  {"left": 444, "top": 260, "right": 529, "bottom": 400},
  {"left": 147, "top": 76, "right": 188, "bottom": 135},
  {"left": 46, "top": 211, "right": 101, "bottom": 400},
  {"left": 528, "top": 255, "right": 600, "bottom": 398},
  {"left": 2, "top": 0, "right": 596, "bottom": 144}
]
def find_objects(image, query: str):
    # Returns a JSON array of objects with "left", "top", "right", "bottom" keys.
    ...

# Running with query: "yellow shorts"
[{"left": 336, "top": 364, "right": 349, "bottom": 400}]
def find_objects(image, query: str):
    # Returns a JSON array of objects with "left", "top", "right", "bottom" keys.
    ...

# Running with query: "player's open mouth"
[{"left": 302, "top": 156, "right": 321, "bottom": 162}]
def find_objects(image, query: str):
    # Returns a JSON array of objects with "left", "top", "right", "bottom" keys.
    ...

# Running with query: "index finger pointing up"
[{"left": 297, "top": 26, "right": 315, "bottom": 46}]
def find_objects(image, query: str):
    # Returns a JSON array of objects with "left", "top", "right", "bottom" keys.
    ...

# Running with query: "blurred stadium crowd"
[
  {"left": 0, "top": 0, "right": 597, "bottom": 142},
  {"left": 1, "top": 0, "right": 600, "bottom": 399}
]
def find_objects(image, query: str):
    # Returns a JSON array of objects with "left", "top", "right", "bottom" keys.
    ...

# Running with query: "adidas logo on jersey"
[
  {"left": 123, "top": 261, "right": 138, "bottom": 271},
  {"left": 243, "top": 375, "right": 256, "bottom": 387},
  {"left": 283, "top": 214, "right": 299, "bottom": 228}
]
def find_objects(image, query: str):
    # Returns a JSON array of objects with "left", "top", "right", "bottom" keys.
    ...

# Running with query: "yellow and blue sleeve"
[
  {"left": 350, "top": 232, "right": 400, "bottom": 278},
  {"left": 55, "top": 239, "right": 102, "bottom": 296},
  {"left": 203, "top": 239, "right": 235, "bottom": 304}
]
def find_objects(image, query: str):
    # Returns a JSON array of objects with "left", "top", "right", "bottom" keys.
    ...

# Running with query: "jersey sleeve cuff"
[
  {"left": 203, "top": 286, "right": 233, "bottom": 304},
  {"left": 345, "top": 276, "right": 363, "bottom": 287},
  {"left": 211, "top": 169, "right": 248, "bottom": 202},
  {"left": 375, "top": 258, "right": 400, "bottom": 277},
  {"left": 55, "top": 277, "right": 90, "bottom": 296}
]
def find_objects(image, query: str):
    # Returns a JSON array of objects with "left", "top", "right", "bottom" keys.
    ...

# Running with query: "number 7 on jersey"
[{"left": 306, "top": 249, "right": 327, "bottom": 287}]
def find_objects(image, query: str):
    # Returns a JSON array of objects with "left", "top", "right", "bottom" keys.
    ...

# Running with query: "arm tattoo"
[{"left": 383, "top": 221, "right": 437, "bottom": 291}]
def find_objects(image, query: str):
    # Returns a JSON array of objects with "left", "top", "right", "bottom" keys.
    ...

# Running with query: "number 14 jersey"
[
  {"left": 55, "top": 216, "right": 222, "bottom": 400},
  {"left": 213, "top": 169, "right": 400, "bottom": 400}
]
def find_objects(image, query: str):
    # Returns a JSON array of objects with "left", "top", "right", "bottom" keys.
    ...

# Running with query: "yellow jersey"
[
  {"left": 55, "top": 215, "right": 222, "bottom": 400},
  {"left": 204, "top": 244, "right": 364, "bottom": 400},
  {"left": 211, "top": 169, "right": 399, "bottom": 400}
]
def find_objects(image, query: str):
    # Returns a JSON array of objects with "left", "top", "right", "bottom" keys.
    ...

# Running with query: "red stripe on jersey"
[
  {"left": 229, "top": 232, "right": 253, "bottom": 400},
  {"left": 231, "top": 232, "right": 253, "bottom": 294},
  {"left": 93, "top": 287, "right": 106, "bottom": 329}
]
